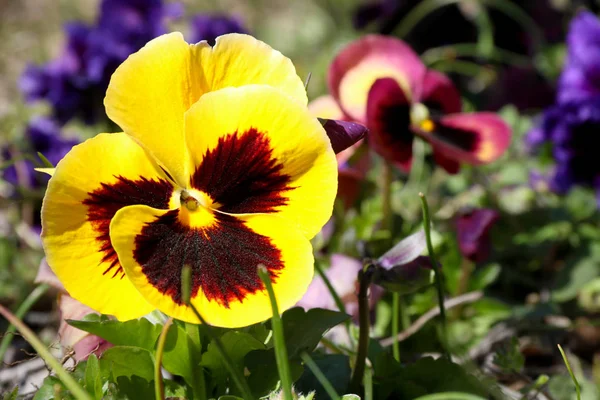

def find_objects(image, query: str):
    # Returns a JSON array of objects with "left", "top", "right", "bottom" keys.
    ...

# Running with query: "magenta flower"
[
  {"left": 456, "top": 208, "right": 499, "bottom": 263},
  {"left": 327, "top": 35, "right": 511, "bottom": 174}
]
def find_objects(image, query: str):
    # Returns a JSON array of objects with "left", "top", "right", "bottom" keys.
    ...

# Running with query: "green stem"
[
  {"left": 257, "top": 265, "right": 293, "bottom": 400},
  {"left": 363, "top": 366, "right": 373, "bottom": 400},
  {"left": 349, "top": 265, "right": 374, "bottom": 392},
  {"left": 0, "top": 283, "right": 50, "bottom": 362},
  {"left": 154, "top": 318, "right": 173, "bottom": 400},
  {"left": 382, "top": 161, "right": 394, "bottom": 234},
  {"left": 392, "top": 293, "right": 400, "bottom": 362},
  {"left": 558, "top": 344, "right": 581, "bottom": 400},
  {"left": 419, "top": 193, "right": 449, "bottom": 360},
  {"left": 181, "top": 266, "right": 252, "bottom": 400},
  {"left": 300, "top": 351, "right": 340, "bottom": 400},
  {"left": 0, "top": 303, "right": 92, "bottom": 400}
]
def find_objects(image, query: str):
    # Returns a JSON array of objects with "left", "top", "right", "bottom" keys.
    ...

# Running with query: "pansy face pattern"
[
  {"left": 41, "top": 33, "right": 338, "bottom": 328},
  {"left": 326, "top": 35, "right": 511, "bottom": 174}
]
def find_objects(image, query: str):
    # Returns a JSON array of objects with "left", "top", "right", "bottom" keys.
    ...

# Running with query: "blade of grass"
[
  {"left": 300, "top": 351, "right": 340, "bottom": 400},
  {"left": 0, "top": 283, "right": 50, "bottom": 362},
  {"left": 557, "top": 344, "right": 581, "bottom": 400},
  {"left": 181, "top": 266, "right": 253, "bottom": 400},
  {"left": 154, "top": 317, "right": 173, "bottom": 400},
  {"left": 419, "top": 192, "right": 449, "bottom": 360},
  {"left": 0, "top": 303, "right": 92, "bottom": 400},
  {"left": 257, "top": 265, "right": 293, "bottom": 400}
]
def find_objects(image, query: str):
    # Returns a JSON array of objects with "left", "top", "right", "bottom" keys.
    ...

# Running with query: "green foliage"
[{"left": 492, "top": 337, "right": 525, "bottom": 373}]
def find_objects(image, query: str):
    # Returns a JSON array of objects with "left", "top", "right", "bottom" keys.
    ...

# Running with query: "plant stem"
[
  {"left": 257, "top": 265, "right": 293, "bottom": 400},
  {"left": 558, "top": 344, "right": 581, "bottom": 400},
  {"left": 350, "top": 264, "right": 374, "bottom": 392},
  {"left": 181, "top": 266, "right": 251, "bottom": 400},
  {"left": 154, "top": 318, "right": 173, "bottom": 400},
  {"left": 382, "top": 161, "right": 394, "bottom": 234},
  {"left": 0, "top": 304, "right": 92, "bottom": 400},
  {"left": 0, "top": 283, "right": 50, "bottom": 363},
  {"left": 392, "top": 293, "right": 400, "bottom": 362},
  {"left": 300, "top": 351, "right": 340, "bottom": 400},
  {"left": 419, "top": 193, "right": 449, "bottom": 360},
  {"left": 454, "top": 259, "right": 475, "bottom": 319}
]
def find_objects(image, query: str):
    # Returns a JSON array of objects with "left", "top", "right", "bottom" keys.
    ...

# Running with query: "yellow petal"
[
  {"left": 192, "top": 34, "right": 307, "bottom": 105},
  {"left": 41, "top": 132, "right": 177, "bottom": 320},
  {"left": 35, "top": 168, "right": 55, "bottom": 176},
  {"left": 110, "top": 205, "right": 314, "bottom": 328},
  {"left": 185, "top": 85, "right": 337, "bottom": 239},
  {"left": 105, "top": 32, "right": 306, "bottom": 186}
]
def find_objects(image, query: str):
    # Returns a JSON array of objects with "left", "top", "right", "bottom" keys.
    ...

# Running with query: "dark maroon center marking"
[
  {"left": 190, "top": 128, "right": 294, "bottom": 214},
  {"left": 83, "top": 176, "right": 173, "bottom": 278},
  {"left": 133, "top": 210, "right": 284, "bottom": 307},
  {"left": 430, "top": 121, "right": 479, "bottom": 152},
  {"left": 372, "top": 103, "right": 414, "bottom": 163}
]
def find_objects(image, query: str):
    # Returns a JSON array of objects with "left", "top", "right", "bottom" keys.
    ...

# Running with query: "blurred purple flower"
[
  {"left": 353, "top": 0, "right": 401, "bottom": 30},
  {"left": 374, "top": 230, "right": 436, "bottom": 293},
  {"left": 296, "top": 254, "right": 383, "bottom": 321},
  {"left": 2, "top": 118, "right": 77, "bottom": 187},
  {"left": 456, "top": 208, "right": 499, "bottom": 263},
  {"left": 20, "top": 0, "right": 192, "bottom": 126},
  {"left": 558, "top": 11, "right": 600, "bottom": 103},
  {"left": 188, "top": 14, "right": 247, "bottom": 45},
  {"left": 532, "top": 99, "right": 600, "bottom": 199}
]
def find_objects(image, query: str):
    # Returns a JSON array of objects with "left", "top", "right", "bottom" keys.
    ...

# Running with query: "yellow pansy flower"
[{"left": 41, "top": 33, "right": 338, "bottom": 328}]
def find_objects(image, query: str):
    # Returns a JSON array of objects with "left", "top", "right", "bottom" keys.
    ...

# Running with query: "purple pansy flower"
[
  {"left": 527, "top": 11, "right": 600, "bottom": 203},
  {"left": 188, "top": 15, "right": 247, "bottom": 45},
  {"left": 2, "top": 118, "right": 78, "bottom": 187},
  {"left": 456, "top": 208, "right": 499, "bottom": 263},
  {"left": 558, "top": 11, "right": 600, "bottom": 103}
]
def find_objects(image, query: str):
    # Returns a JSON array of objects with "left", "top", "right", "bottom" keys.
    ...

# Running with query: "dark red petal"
[
  {"left": 366, "top": 77, "right": 414, "bottom": 171},
  {"left": 190, "top": 128, "right": 293, "bottom": 214},
  {"left": 421, "top": 70, "right": 462, "bottom": 115},
  {"left": 417, "top": 112, "right": 512, "bottom": 166},
  {"left": 83, "top": 177, "right": 173, "bottom": 278},
  {"left": 319, "top": 118, "right": 368, "bottom": 154},
  {"left": 133, "top": 210, "right": 283, "bottom": 307},
  {"left": 456, "top": 208, "right": 500, "bottom": 263}
]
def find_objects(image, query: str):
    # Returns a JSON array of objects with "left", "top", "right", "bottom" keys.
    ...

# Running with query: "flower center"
[
  {"left": 410, "top": 103, "right": 432, "bottom": 130},
  {"left": 178, "top": 190, "right": 217, "bottom": 228}
]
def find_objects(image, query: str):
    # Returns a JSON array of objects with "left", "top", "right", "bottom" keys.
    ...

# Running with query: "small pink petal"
[
  {"left": 35, "top": 258, "right": 65, "bottom": 292},
  {"left": 457, "top": 208, "right": 500, "bottom": 262},
  {"left": 421, "top": 70, "right": 462, "bottom": 114},
  {"left": 58, "top": 294, "right": 97, "bottom": 348},
  {"left": 417, "top": 112, "right": 512, "bottom": 166},
  {"left": 328, "top": 35, "right": 426, "bottom": 123},
  {"left": 366, "top": 77, "right": 414, "bottom": 171},
  {"left": 72, "top": 335, "right": 113, "bottom": 362}
]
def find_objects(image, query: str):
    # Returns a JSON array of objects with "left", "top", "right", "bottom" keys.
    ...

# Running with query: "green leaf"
[
  {"left": 341, "top": 396, "right": 360, "bottom": 400},
  {"left": 69, "top": 315, "right": 200, "bottom": 387},
  {"left": 114, "top": 376, "right": 155, "bottom": 400},
  {"left": 552, "top": 246, "right": 600, "bottom": 303},
  {"left": 388, "top": 357, "right": 488, "bottom": 397},
  {"left": 84, "top": 354, "right": 103, "bottom": 399},
  {"left": 277, "top": 307, "right": 350, "bottom": 356},
  {"left": 548, "top": 375, "right": 600, "bottom": 400},
  {"left": 492, "top": 337, "right": 524, "bottom": 373},
  {"left": 162, "top": 321, "right": 202, "bottom": 387},
  {"left": 294, "top": 354, "right": 351, "bottom": 399},
  {"left": 200, "top": 331, "right": 265, "bottom": 390},
  {"left": 99, "top": 346, "right": 155, "bottom": 381},
  {"left": 245, "top": 349, "right": 304, "bottom": 397},
  {"left": 413, "top": 393, "right": 487, "bottom": 400},
  {"left": 469, "top": 263, "right": 500, "bottom": 290},
  {"left": 67, "top": 315, "right": 161, "bottom": 350},
  {"left": 2, "top": 387, "right": 18, "bottom": 400}
]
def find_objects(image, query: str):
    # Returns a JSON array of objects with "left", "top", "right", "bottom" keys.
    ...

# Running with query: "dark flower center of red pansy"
[
  {"left": 133, "top": 210, "right": 284, "bottom": 307},
  {"left": 190, "top": 127, "right": 293, "bottom": 214},
  {"left": 83, "top": 176, "right": 174, "bottom": 278},
  {"left": 423, "top": 121, "right": 478, "bottom": 152}
]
